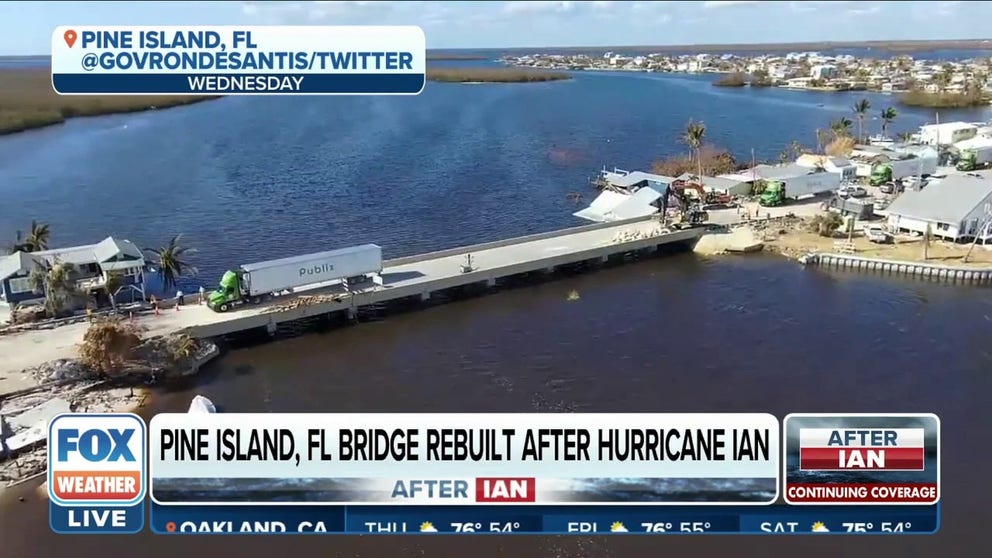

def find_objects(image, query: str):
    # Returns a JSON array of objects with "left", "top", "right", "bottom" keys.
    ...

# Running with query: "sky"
[{"left": 0, "top": 0, "right": 987, "bottom": 55}]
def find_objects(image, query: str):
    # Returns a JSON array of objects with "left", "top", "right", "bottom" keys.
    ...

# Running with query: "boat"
[{"left": 188, "top": 395, "right": 216, "bottom": 413}]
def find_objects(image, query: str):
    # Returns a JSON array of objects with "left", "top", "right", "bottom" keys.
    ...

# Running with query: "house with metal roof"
[
  {"left": 0, "top": 236, "right": 147, "bottom": 308},
  {"left": 885, "top": 175, "right": 992, "bottom": 242}
]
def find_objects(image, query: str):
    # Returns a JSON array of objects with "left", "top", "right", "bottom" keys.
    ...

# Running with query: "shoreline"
[{"left": 0, "top": 96, "right": 219, "bottom": 137}]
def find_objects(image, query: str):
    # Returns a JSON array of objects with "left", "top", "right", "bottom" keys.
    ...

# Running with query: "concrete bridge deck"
[
  {"left": 0, "top": 216, "right": 702, "bottom": 394},
  {"left": 172, "top": 216, "right": 702, "bottom": 338}
]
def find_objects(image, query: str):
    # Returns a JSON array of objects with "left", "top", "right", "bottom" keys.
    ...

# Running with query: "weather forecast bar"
[{"left": 147, "top": 503, "right": 939, "bottom": 534}]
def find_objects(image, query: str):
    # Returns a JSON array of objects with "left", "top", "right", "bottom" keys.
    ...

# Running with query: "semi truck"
[
  {"left": 759, "top": 180, "right": 786, "bottom": 206},
  {"left": 869, "top": 155, "right": 937, "bottom": 185},
  {"left": 955, "top": 146, "right": 992, "bottom": 171},
  {"left": 207, "top": 244, "right": 383, "bottom": 312}
]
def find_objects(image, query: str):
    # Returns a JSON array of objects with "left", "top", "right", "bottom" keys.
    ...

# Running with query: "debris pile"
[
  {"left": 611, "top": 227, "right": 666, "bottom": 244},
  {"left": 264, "top": 294, "right": 343, "bottom": 313}
]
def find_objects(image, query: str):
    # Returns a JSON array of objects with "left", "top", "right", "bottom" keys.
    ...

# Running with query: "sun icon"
[
  {"left": 811, "top": 521, "right": 830, "bottom": 533},
  {"left": 610, "top": 521, "right": 628, "bottom": 533},
  {"left": 420, "top": 521, "right": 438, "bottom": 533}
]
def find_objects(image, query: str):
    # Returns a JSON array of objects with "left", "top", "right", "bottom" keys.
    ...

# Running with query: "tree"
[
  {"left": 24, "top": 220, "right": 51, "bottom": 252},
  {"left": 9, "top": 221, "right": 50, "bottom": 253},
  {"left": 853, "top": 99, "right": 871, "bottom": 142},
  {"left": 809, "top": 212, "right": 843, "bottom": 237},
  {"left": 880, "top": 107, "right": 898, "bottom": 138},
  {"left": 29, "top": 260, "right": 79, "bottom": 318},
  {"left": 681, "top": 119, "right": 706, "bottom": 181},
  {"left": 830, "top": 117, "right": 853, "bottom": 138},
  {"left": 144, "top": 234, "right": 198, "bottom": 293},
  {"left": 78, "top": 318, "right": 143, "bottom": 377},
  {"left": 779, "top": 140, "right": 807, "bottom": 163}
]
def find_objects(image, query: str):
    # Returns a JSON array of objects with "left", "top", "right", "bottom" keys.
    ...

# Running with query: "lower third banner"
[{"left": 149, "top": 413, "right": 781, "bottom": 506}]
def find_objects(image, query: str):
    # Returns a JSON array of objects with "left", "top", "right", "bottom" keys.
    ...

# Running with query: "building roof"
[
  {"left": 0, "top": 236, "right": 145, "bottom": 280},
  {"left": 886, "top": 175, "right": 992, "bottom": 224},
  {"left": 608, "top": 171, "right": 675, "bottom": 189},
  {"left": 0, "top": 251, "right": 42, "bottom": 281},
  {"left": 574, "top": 187, "right": 663, "bottom": 223},
  {"left": 93, "top": 237, "right": 142, "bottom": 263},
  {"left": 753, "top": 163, "right": 819, "bottom": 180},
  {"left": 795, "top": 154, "right": 854, "bottom": 168},
  {"left": 921, "top": 122, "right": 977, "bottom": 133}
]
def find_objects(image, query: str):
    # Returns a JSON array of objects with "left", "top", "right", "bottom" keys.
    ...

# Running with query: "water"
[
  {"left": 2, "top": 255, "right": 991, "bottom": 556},
  {"left": 1, "top": 63, "right": 991, "bottom": 556},
  {"left": 1, "top": 70, "right": 988, "bottom": 293}
]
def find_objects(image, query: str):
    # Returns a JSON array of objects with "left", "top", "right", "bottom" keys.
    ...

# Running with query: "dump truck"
[
  {"left": 759, "top": 180, "right": 786, "bottom": 206},
  {"left": 956, "top": 146, "right": 992, "bottom": 171},
  {"left": 207, "top": 244, "right": 383, "bottom": 312}
]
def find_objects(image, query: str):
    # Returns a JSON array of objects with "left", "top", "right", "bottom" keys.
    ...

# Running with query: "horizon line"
[{"left": 3, "top": 37, "right": 992, "bottom": 58}]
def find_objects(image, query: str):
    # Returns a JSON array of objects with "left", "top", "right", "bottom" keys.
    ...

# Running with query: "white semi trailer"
[{"left": 207, "top": 244, "right": 383, "bottom": 312}]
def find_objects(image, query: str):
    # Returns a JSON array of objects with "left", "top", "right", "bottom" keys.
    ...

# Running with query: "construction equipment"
[
  {"left": 660, "top": 182, "right": 709, "bottom": 228},
  {"left": 759, "top": 180, "right": 786, "bottom": 207}
]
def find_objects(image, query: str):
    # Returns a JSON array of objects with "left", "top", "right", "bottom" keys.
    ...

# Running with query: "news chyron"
[
  {"left": 50, "top": 26, "right": 426, "bottom": 96},
  {"left": 46, "top": 413, "right": 940, "bottom": 535}
]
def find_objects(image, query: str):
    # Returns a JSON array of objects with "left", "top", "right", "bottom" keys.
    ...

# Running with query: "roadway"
[{"left": 0, "top": 217, "right": 699, "bottom": 395}]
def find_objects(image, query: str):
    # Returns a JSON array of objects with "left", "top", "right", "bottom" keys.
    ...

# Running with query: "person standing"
[
  {"left": 177, "top": 289, "right": 184, "bottom": 306},
  {"left": 199, "top": 285, "right": 205, "bottom": 305}
]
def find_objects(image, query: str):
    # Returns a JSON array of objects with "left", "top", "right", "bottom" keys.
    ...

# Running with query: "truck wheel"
[
  {"left": 251, "top": 296, "right": 263, "bottom": 305},
  {"left": 219, "top": 303, "right": 230, "bottom": 313}
]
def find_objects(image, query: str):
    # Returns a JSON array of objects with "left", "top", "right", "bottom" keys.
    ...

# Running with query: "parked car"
[
  {"left": 879, "top": 181, "right": 904, "bottom": 194},
  {"left": 838, "top": 185, "right": 868, "bottom": 198},
  {"left": 864, "top": 224, "right": 893, "bottom": 244}
]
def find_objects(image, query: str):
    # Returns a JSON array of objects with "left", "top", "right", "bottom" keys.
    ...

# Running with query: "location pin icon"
[{"left": 64, "top": 29, "right": 77, "bottom": 48}]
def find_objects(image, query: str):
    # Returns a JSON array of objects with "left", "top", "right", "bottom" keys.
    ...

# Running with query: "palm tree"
[
  {"left": 880, "top": 107, "right": 898, "bottom": 138},
  {"left": 830, "top": 117, "right": 853, "bottom": 138},
  {"left": 681, "top": 119, "right": 706, "bottom": 181},
  {"left": 144, "top": 234, "right": 198, "bottom": 293},
  {"left": 24, "top": 220, "right": 51, "bottom": 252},
  {"left": 853, "top": 99, "right": 871, "bottom": 142},
  {"left": 29, "top": 260, "right": 79, "bottom": 318}
]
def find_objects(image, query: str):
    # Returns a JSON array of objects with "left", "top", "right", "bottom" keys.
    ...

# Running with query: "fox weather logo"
[{"left": 48, "top": 413, "right": 146, "bottom": 534}]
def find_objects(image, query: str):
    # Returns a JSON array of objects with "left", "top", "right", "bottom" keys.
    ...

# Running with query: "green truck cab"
[
  {"left": 759, "top": 180, "right": 786, "bottom": 207},
  {"left": 869, "top": 163, "right": 892, "bottom": 187},
  {"left": 956, "top": 150, "right": 978, "bottom": 171},
  {"left": 207, "top": 270, "right": 248, "bottom": 312}
]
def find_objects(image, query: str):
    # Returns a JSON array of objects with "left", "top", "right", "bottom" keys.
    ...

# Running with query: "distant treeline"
[
  {"left": 427, "top": 67, "right": 571, "bottom": 83},
  {"left": 900, "top": 87, "right": 989, "bottom": 108}
]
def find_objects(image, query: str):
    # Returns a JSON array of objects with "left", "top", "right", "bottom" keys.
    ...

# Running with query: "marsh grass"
[{"left": 0, "top": 68, "right": 217, "bottom": 135}]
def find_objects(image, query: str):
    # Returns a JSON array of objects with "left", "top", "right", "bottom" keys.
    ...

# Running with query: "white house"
[
  {"left": 795, "top": 154, "right": 858, "bottom": 181},
  {"left": 886, "top": 175, "right": 992, "bottom": 242},
  {"left": 919, "top": 122, "right": 978, "bottom": 146},
  {"left": 810, "top": 64, "right": 838, "bottom": 80}
]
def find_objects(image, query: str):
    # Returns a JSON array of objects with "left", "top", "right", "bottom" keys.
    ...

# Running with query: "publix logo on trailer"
[{"left": 300, "top": 263, "right": 335, "bottom": 276}]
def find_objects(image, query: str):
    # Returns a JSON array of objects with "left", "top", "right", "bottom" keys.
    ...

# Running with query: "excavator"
[{"left": 660, "top": 181, "right": 709, "bottom": 228}]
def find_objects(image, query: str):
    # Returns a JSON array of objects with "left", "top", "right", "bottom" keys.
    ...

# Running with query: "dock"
[{"left": 176, "top": 216, "right": 703, "bottom": 339}]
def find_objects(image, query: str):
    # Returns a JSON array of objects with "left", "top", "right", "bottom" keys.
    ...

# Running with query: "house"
[
  {"left": 795, "top": 154, "right": 858, "bottom": 181},
  {"left": 674, "top": 173, "right": 750, "bottom": 197},
  {"left": 810, "top": 64, "right": 838, "bottom": 80},
  {"left": 918, "top": 122, "right": 978, "bottom": 146},
  {"left": 0, "top": 236, "right": 146, "bottom": 308},
  {"left": 598, "top": 170, "right": 675, "bottom": 193},
  {"left": 885, "top": 175, "right": 992, "bottom": 242},
  {"left": 573, "top": 187, "right": 664, "bottom": 223}
]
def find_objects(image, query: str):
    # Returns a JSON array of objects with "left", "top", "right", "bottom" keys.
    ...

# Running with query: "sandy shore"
[{"left": 0, "top": 306, "right": 207, "bottom": 397}]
